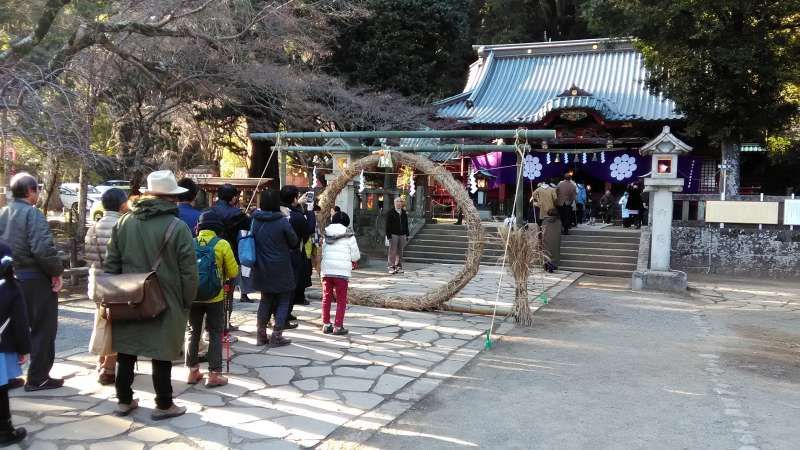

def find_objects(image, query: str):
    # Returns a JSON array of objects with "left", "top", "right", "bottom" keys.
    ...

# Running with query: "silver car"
[{"left": 59, "top": 183, "right": 103, "bottom": 213}]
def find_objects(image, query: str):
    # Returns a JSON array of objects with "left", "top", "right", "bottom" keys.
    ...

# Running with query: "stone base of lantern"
[{"left": 631, "top": 269, "right": 688, "bottom": 293}]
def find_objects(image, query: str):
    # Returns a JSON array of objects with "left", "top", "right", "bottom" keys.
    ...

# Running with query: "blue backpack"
[{"left": 195, "top": 237, "right": 222, "bottom": 302}]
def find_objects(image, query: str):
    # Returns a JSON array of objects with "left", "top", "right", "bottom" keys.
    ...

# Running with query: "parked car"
[
  {"left": 59, "top": 183, "right": 102, "bottom": 213},
  {"left": 96, "top": 180, "right": 132, "bottom": 193}
]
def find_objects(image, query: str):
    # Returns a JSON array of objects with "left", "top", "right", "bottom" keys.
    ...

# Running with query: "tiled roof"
[{"left": 436, "top": 38, "right": 683, "bottom": 125}]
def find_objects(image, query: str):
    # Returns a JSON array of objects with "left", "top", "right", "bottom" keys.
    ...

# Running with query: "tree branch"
[{"left": 0, "top": 0, "right": 72, "bottom": 62}]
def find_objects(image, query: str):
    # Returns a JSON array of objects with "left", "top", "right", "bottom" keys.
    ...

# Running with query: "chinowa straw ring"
[{"left": 318, "top": 151, "right": 486, "bottom": 311}]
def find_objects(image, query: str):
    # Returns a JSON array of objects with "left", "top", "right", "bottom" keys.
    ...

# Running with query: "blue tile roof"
[{"left": 436, "top": 38, "right": 683, "bottom": 124}]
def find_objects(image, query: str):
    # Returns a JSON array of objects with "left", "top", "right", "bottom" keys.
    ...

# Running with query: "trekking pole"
[{"left": 223, "top": 283, "right": 232, "bottom": 373}]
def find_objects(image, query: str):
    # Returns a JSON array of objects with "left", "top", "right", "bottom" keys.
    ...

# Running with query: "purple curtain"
[{"left": 471, "top": 150, "right": 702, "bottom": 192}]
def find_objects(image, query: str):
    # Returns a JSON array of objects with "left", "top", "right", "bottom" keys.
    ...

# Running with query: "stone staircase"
[
  {"left": 404, "top": 223, "right": 505, "bottom": 265},
  {"left": 558, "top": 228, "right": 641, "bottom": 277}
]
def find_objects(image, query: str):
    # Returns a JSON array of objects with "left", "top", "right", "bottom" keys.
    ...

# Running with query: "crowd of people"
[
  {"left": 0, "top": 169, "right": 364, "bottom": 443},
  {"left": 529, "top": 173, "right": 647, "bottom": 233}
]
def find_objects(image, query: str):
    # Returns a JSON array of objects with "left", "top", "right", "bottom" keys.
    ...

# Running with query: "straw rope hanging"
[{"left": 318, "top": 151, "right": 486, "bottom": 311}]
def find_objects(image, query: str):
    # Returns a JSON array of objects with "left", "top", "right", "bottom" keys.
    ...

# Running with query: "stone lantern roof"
[{"left": 640, "top": 126, "right": 693, "bottom": 156}]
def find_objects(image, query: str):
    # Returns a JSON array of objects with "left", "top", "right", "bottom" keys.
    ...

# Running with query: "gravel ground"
[{"left": 363, "top": 275, "right": 800, "bottom": 450}]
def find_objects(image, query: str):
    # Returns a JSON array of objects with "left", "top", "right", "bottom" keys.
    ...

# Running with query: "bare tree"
[{"left": 2, "top": 0, "right": 428, "bottom": 196}]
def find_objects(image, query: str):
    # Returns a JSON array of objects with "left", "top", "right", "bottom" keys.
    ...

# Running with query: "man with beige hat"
[{"left": 103, "top": 170, "right": 199, "bottom": 420}]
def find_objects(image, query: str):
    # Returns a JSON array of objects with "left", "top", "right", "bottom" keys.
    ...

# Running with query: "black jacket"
[
  {"left": 282, "top": 204, "right": 314, "bottom": 292},
  {"left": 0, "top": 277, "right": 31, "bottom": 354},
  {"left": 210, "top": 200, "right": 251, "bottom": 263},
  {"left": 625, "top": 186, "right": 644, "bottom": 211},
  {"left": 385, "top": 209, "right": 409, "bottom": 239},
  {"left": 251, "top": 210, "right": 299, "bottom": 294}
]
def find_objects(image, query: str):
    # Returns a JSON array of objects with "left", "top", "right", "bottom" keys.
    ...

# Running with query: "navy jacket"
[
  {"left": 210, "top": 200, "right": 251, "bottom": 262},
  {"left": 0, "top": 277, "right": 32, "bottom": 354},
  {"left": 177, "top": 203, "right": 201, "bottom": 236},
  {"left": 251, "top": 211, "right": 299, "bottom": 294}
]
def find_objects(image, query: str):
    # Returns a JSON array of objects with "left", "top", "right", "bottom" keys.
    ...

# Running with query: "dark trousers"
[
  {"left": 19, "top": 277, "right": 58, "bottom": 384},
  {"left": 0, "top": 386, "right": 9, "bottom": 422},
  {"left": 259, "top": 291, "right": 292, "bottom": 328},
  {"left": 599, "top": 206, "right": 612, "bottom": 223},
  {"left": 288, "top": 284, "right": 305, "bottom": 318},
  {"left": 558, "top": 205, "right": 572, "bottom": 233},
  {"left": 186, "top": 301, "right": 224, "bottom": 372},
  {"left": 322, "top": 277, "right": 348, "bottom": 328},
  {"left": 116, "top": 353, "right": 173, "bottom": 409},
  {"left": 576, "top": 203, "right": 585, "bottom": 224}
]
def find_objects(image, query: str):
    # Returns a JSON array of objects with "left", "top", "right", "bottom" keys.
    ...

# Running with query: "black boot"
[
  {"left": 269, "top": 327, "right": 291, "bottom": 347},
  {"left": 0, "top": 419, "right": 26, "bottom": 447},
  {"left": 256, "top": 320, "right": 269, "bottom": 346}
]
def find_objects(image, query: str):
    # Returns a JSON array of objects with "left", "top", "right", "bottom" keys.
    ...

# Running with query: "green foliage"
[
  {"left": 220, "top": 149, "right": 248, "bottom": 178},
  {"left": 331, "top": 0, "right": 474, "bottom": 100},
  {"left": 583, "top": 0, "right": 800, "bottom": 143},
  {"left": 473, "top": 0, "right": 592, "bottom": 44}
]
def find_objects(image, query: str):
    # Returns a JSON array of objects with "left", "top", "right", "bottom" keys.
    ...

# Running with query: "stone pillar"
[
  {"left": 649, "top": 188, "right": 675, "bottom": 271},
  {"left": 326, "top": 152, "right": 355, "bottom": 220},
  {"left": 632, "top": 178, "right": 687, "bottom": 292}
]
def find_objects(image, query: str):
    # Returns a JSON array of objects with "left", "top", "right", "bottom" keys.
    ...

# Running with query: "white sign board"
[
  {"left": 784, "top": 199, "right": 800, "bottom": 226},
  {"left": 705, "top": 201, "right": 779, "bottom": 225}
]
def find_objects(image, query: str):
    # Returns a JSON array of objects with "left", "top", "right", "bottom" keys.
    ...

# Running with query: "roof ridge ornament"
[{"left": 558, "top": 84, "right": 593, "bottom": 97}]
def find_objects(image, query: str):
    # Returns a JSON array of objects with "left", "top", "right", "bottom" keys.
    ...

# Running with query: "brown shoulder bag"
[{"left": 94, "top": 218, "right": 180, "bottom": 321}]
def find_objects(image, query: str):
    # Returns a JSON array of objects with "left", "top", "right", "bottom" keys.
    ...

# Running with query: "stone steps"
[
  {"left": 558, "top": 228, "right": 641, "bottom": 278},
  {"left": 405, "top": 223, "right": 504, "bottom": 265}
]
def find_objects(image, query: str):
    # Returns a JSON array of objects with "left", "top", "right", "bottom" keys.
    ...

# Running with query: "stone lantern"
[{"left": 632, "top": 126, "right": 692, "bottom": 292}]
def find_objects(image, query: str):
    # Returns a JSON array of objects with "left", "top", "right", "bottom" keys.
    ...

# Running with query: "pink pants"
[{"left": 322, "top": 277, "right": 348, "bottom": 328}]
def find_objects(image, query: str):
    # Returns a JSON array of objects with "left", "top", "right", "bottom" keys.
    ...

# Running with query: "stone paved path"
[
  {"left": 312, "top": 263, "right": 579, "bottom": 314},
  {"left": 19, "top": 262, "right": 579, "bottom": 449},
  {"left": 10, "top": 302, "right": 521, "bottom": 449}
]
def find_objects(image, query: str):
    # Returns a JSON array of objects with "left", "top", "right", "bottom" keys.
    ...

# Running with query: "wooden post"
[
  {"left": 278, "top": 150, "right": 287, "bottom": 188},
  {"left": 515, "top": 150, "right": 524, "bottom": 225},
  {"left": 681, "top": 200, "right": 690, "bottom": 221}
]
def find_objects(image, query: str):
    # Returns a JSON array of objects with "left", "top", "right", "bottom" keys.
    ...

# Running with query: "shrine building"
[{"left": 433, "top": 38, "right": 769, "bottom": 217}]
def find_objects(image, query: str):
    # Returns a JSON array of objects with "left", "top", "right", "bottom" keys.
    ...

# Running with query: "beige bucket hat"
[{"left": 144, "top": 170, "right": 188, "bottom": 195}]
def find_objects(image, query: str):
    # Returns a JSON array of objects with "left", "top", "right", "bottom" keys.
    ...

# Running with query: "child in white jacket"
[{"left": 320, "top": 212, "right": 360, "bottom": 335}]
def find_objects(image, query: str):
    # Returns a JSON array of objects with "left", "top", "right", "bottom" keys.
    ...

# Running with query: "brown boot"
[
  {"left": 205, "top": 371, "right": 228, "bottom": 388},
  {"left": 187, "top": 366, "right": 204, "bottom": 385},
  {"left": 97, "top": 368, "right": 116, "bottom": 386},
  {"left": 256, "top": 320, "right": 269, "bottom": 346},
  {"left": 269, "top": 328, "right": 291, "bottom": 347}
]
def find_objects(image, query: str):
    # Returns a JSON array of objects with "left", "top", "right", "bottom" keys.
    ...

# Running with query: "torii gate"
[{"left": 250, "top": 129, "right": 556, "bottom": 224}]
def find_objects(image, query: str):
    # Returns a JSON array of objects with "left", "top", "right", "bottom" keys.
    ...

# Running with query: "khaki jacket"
[{"left": 532, "top": 186, "right": 558, "bottom": 217}]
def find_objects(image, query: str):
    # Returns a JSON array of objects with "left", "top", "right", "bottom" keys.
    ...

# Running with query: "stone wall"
[{"left": 672, "top": 226, "right": 800, "bottom": 279}]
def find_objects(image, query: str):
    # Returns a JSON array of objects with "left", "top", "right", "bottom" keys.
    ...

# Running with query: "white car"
[{"left": 59, "top": 183, "right": 103, "bottom": 213}]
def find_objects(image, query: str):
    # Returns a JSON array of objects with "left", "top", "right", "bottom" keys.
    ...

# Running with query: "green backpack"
[{"left": 195, "top": 237, "right": 222, "bottom": 302}]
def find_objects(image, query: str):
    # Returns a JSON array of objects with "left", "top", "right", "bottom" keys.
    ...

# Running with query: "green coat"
[{"left": 104, "top": 197, "right": 198, "bottom": 361}]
